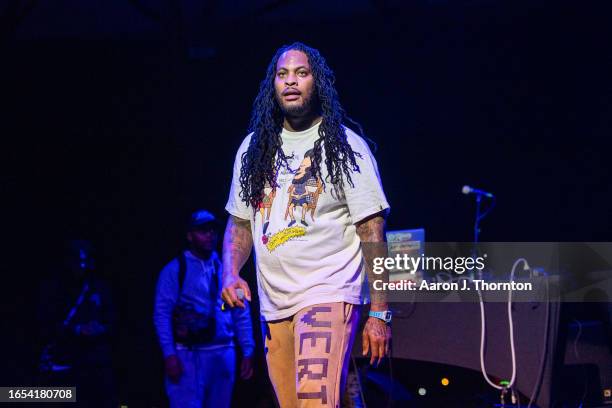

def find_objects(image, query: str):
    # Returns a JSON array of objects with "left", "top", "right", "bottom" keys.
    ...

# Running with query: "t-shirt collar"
[{"left": 280, "top": 119, "right": 322, "bottom": 141}]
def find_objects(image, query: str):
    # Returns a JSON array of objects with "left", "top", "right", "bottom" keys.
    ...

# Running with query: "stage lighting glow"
[
  {"left": 418, "top": 387, "right": 426, "bottom": 396},
  {"left": 441, "top": 377, "right": 449, "bottom": 386}
]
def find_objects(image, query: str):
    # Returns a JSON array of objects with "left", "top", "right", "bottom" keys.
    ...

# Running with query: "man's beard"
[{"left": 276, "top": 90, "right": 317, "bottom": 117}]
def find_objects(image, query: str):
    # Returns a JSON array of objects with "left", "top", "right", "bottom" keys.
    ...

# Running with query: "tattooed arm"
[
  {"left": 356, "top": 213, "right": 391, "bottom": 365},
  {"left": 221, "top": 215, "right": 253, "bottom": 308}
]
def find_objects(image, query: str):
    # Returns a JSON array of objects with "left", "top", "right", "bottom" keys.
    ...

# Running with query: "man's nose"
[{"left": 285, "top": 73, "right": 297, "bottom": 86}]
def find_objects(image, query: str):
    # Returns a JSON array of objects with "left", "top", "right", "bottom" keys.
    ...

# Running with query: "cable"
[{"left": 477, "top": 258, "right": 528, "bottom": 391}]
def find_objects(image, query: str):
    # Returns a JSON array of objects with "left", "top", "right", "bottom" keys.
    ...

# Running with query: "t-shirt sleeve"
[
  {"left": 225, "top": 135, "right": 252, "bottom": 220},
  {"left": 343, "top": 129, "right": 390, "bottom": 224}
]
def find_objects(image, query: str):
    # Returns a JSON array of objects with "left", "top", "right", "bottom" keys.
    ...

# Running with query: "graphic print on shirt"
[
  {"left": 261, "top": 149, "right": 324, "bottom": 252},
  {"left": 258, "top": 185, "right": 276, "bottom": 235},
  {"left": 285, "top": 149, "right": 323, "bottom": 228}
]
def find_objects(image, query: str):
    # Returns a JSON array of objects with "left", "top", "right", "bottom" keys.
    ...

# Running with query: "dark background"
[{"left": 2, "top": 0, "right": 611, "bottom": 405}]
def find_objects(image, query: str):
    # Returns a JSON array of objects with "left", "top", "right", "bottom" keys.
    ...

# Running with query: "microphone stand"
[
  {"left": 469, "top": 192, "right": 496, "bottom": 280},
  {"left": 474, "top": 193, "right": 483, "bottom": 245}
]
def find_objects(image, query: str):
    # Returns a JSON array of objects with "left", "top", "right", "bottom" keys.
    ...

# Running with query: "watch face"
[{"left": 384, "top": 311, "right": 392, "bottom": 321}]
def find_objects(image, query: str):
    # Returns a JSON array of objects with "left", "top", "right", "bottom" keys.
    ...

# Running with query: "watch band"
[{"left": 368, "top": 310, "right": 392, "bottom": 323}]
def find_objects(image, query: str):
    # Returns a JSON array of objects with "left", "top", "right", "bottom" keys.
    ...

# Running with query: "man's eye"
[
  {"left": 277, "top": 72, "right": 286, "bottom": 77},
  {"left": 298, "top": 71, "right": 308, "bottom": 76}
]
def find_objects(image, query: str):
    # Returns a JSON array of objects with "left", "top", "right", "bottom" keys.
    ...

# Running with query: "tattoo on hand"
[{"left": 365, "top": 318, "right": 387, "bottom": 337}]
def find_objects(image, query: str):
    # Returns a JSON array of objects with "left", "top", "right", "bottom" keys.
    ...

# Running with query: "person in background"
[
  {"left": 38, "top": 239, "right": 115, "bottom": 407},
  {"left": 154, "top": 209, "right": 255, "bottom": 408}
]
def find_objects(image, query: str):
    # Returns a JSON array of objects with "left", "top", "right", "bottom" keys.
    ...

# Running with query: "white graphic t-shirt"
[{"left": 225, "top": 121, "right": 390, "bottom": 320}]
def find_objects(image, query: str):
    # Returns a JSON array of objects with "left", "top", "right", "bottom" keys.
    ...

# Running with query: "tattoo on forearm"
[
  {"left": 356, "top": 214, "right": 388, "bottom": 306},
  {"left": 223, "top": 215, "right": 253, "bottom": 277},
  {"left": 356, "top": 218, "right": 384, "bottom": 242}
]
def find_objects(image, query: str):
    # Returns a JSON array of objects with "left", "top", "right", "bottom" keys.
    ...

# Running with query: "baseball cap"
[{"left": 187, "top": 209, "right": 219, "bottom": 231}]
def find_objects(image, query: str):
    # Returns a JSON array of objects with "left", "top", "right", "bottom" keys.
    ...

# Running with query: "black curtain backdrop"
[{"left": 2, "top": 1, "right": 610, "bottom": 404}]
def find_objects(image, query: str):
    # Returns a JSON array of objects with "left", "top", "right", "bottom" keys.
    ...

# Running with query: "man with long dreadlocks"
[{"left": 222, "top": 42, "right": 391, "bottom": 407}]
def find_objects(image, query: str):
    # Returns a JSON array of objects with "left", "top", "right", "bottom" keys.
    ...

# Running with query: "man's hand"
[
  {"left": 164, "top": 354, "right": 183, "bottom": 383},
  {"left": 362, "top": 317, "right": 391, "bottom": 366},
  {"left": 240, "top": 356, "right": 254, "bottom": 380},
  {"left": 221, "top": 274, "right": 251, "bottom": 309}
]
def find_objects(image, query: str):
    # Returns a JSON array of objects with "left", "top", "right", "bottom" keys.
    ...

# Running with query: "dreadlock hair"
[{"left": 239, "top": 42, "right": 372, "bottom": 209}]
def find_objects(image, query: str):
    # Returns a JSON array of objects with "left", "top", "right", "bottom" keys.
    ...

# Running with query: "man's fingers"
[
  {"left": 363, "top": 321, "right": 390, "bottom": 365},
  {"left": 240, "top": 282, "right": 252, "bottom": 301},
  {"left": 235, "top": 285, "right": 248, "bottom": 307},
  {"left": 221, "top": 288, "right": 235, "bottom": 307},
  {"left": 369, "top": 339, "right": 379, "bottom": 365},
  {"left": 221, "top": 290, "right": 229, "bottom": 305},
  {"left": 222, "top": 280, "right": 250, "bottom": 308},
  {"left": 362, "top": 329, "right": 370, "bottom": 356},
  {"left": 229, "top": 286, "right": 239, "bottom": 305},
  {"left": 378, "top": 341, "right": 385, "bottom": 366},
  {"left": 371, "top": 336, "right": 384, "bottom": 366}
]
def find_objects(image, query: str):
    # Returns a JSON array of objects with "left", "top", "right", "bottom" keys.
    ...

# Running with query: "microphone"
[
  {"left": 221, "top": 288, "right": 245, "bottom": 311},
  {"left": 462, "top": 185, "right": 494, "bottom": 199}
]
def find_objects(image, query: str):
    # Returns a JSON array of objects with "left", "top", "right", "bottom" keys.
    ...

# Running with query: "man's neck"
[
  {"left": 189, "top": 248, "right": 213, "bottom": 261},
  {"left": 283, "top": 113, "right": 322, "bottom": 132}
]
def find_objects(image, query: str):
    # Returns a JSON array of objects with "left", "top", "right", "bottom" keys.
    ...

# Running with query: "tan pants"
[{"left": 263, "top": 302, "right": 360, "bottom": 408}]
